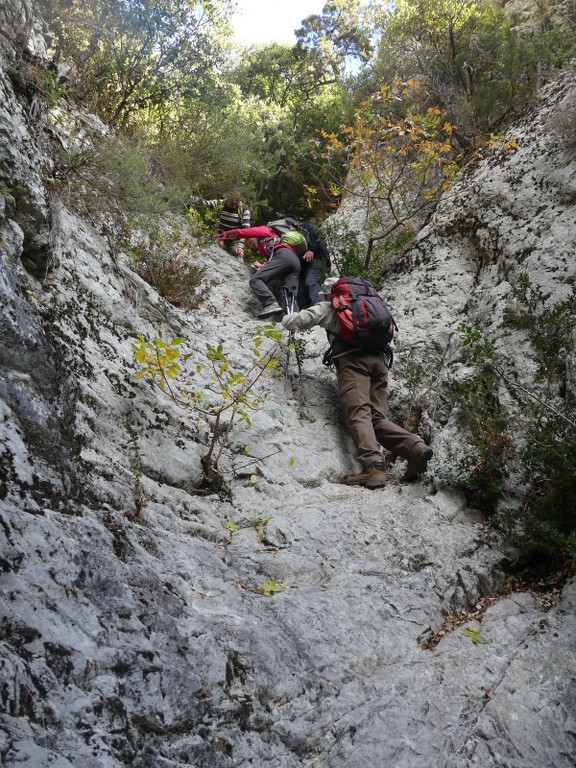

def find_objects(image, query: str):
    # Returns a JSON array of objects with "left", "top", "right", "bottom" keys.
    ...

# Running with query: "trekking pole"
[
  {"left": 286, "top": 287, "right": 304, "bottom": 382},
  {"left": 281, "top": 286, "right": 299, "bottom": 381},
  {"left": 286, "top": 286, "right": 297, "bottom": 315},
  {"left": 293, "top": 330, "right": 304, "bottom": 382},
  {"left": 281, "top": 287, "right": 292, "bottom": 379}
]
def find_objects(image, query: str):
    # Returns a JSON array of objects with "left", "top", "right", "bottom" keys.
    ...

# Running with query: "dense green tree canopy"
[
  {"left": 38, "top": 0, "right": 232, "bottom": 128},
  {"left": 35, "top": 0, "right": 575, "bottom": 219},
  {"left": 374, "top": 0, "right": 544, "bottom": 132},
  {"left": 296, "top": 0, "right": 376, "bottom": 76}
]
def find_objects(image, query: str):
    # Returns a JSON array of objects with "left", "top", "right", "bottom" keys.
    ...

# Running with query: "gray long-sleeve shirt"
[
  {"left": 282, "top": 300, "right": 371, "bottom": 359},
  {"left": 281, "top": 301, "right": 340, "bottom": 335}
]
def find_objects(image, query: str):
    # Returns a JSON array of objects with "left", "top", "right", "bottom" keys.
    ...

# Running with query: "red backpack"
[{"left": 330, "top": 277, "right": 396, "bottom": 351}]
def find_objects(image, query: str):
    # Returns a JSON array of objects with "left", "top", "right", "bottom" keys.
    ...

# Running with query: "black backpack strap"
[
  {"left": 322, "top": 346, "right": 334, "bottom": 369},
  {"left": 386, "top": 345, "right": 394, "bottom": 370}
]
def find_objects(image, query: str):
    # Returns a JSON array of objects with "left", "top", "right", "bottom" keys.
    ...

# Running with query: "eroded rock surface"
[{"left": 1, "top": 1, "right": 575, "bottom": 766}]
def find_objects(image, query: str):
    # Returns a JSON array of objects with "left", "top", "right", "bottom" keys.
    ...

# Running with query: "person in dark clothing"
[{"left": 298, "top": 220, "right": 331, "bottom": 307}]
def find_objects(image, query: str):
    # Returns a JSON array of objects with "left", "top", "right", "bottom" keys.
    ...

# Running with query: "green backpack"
[{"left": 280, "top": 230, "right": 308, "bottom": 258}]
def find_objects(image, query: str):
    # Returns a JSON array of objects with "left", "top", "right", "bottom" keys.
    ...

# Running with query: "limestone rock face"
[
  {"left": 0, "top": 0, "right": 52, "bottom": 276},
  {"left": 1, "top": 2, "right": 575, "bottom": 767},
  {"left": 363, "top": 67, "right": 576, "bottom": 493}
]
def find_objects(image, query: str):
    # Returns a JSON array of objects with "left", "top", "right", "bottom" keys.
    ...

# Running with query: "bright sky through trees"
[{"left": 231, "top": 0, "right": 327, "bottom": 45}]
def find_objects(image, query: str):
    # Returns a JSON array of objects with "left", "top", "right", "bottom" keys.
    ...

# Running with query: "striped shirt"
[{"left": 201, "top": 199, "right": 251, "bottom": 235}]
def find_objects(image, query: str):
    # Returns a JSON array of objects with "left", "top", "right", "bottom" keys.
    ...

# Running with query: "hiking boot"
[
  {"left": 345, "top": 461, "right": 389, "bottom": 489},
  {"left": 403, "top": 442, "right": 433, "bottom": 481},
  {"left": 257, "top": 302, "right": 283, "bottom": 318}
]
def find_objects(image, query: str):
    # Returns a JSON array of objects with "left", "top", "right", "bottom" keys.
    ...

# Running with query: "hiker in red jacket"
[{"left": 218, "top": 226, "right": 301, "bottom": 318}]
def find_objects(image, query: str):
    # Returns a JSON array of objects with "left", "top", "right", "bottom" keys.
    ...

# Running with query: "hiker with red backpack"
[
  {"left": 218, "top": 225, "right": 304, "bottom": 318},
  {"left": 281, "top": 276, "right": 433, "bottom": 488}
]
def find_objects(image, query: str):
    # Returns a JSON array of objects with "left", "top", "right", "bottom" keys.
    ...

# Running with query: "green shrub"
[
  {"left": 132, "top": 327, "right": 284, "bottom": 494},
  {"left": 51, "top": 134, "right": 172, "bottom": 222},
  {"left": 125, "top": 223, "right": 209, "bottom": 309},
  {"left": 449, "top": 279, "right": 576, "bottom": 568},
  {"left": 450, "top": 325, "right": 512, "bottom": 513},
  {"left": 370, "top": 229, "right": 416, "bottom": 275},
  {"left": 519, "top": 419, "right": 576, "bottom": 561},
  {"left": 449, "top": 432, "right": 512, "bottom": 512},
  {"left": 502, "top": 276, "right": 576, "bottom": 562},
  {"left": 394, "top": 345, "right": 443, "bottom": 434},
  {"left": 327, "top": 225, "right": 375, "bottom": 280}
]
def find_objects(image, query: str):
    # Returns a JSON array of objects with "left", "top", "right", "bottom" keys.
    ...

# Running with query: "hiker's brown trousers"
[{"left": 335, "top": 350, "right": 421, "bottom": 469}]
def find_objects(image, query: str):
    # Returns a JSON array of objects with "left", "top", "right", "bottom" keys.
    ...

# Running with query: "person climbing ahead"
[
  {"left": 265, "top": 214, "right": 331, "bottom": 307},
  {"left": 218, "top": 225, "right": 301, "bottom": 318},
  {"left": 298, "top": 219, "right": 331, "bottom": 307},
  {"left": 191, "top": 192, "right": 250, "bottom": 259},
  {"left": 281, "top": 277, "right": 433, "bottom": 488}
]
